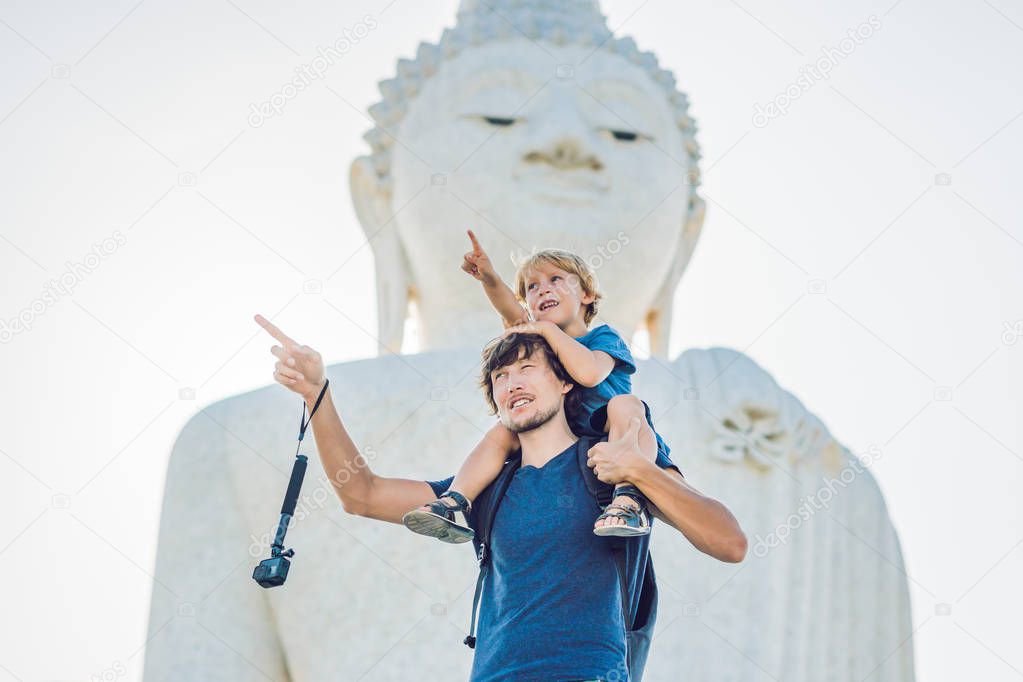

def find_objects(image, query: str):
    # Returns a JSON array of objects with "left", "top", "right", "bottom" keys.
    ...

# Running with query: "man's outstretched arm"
[
  {"left": 255, "top": 312, "right": 440, "bottom": 524},
  {"left": 303, "top": 382, "right": 440, "bottom": 523},
  {"left": 586, "top": 418, "right": 747, "bottom": 563},
  {"left": 633, "top": 464, "right": 747, "bottom": 563}
]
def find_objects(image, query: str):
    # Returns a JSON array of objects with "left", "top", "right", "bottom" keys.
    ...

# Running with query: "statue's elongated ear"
[
  {"left": 349, "top": 156, "right": 412, "bottom": 354},
  {"left": 645, "top": 194, "right": 706, "bottom": 358}
]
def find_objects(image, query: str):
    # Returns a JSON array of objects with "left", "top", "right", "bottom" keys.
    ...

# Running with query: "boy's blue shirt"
[
  {"left": 570, "top": 323, "right": 636, "bottom": 431},
  {"left": 571, "top": 323, "right": 673, "bottom": 466}
]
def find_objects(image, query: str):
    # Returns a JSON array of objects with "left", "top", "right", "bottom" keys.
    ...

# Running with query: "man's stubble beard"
[{"left": 502, "top": 400, "right": 561, "bottom": 434}]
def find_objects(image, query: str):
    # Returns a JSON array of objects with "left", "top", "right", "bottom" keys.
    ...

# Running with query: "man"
[{"left": 258, "top": 315, "right": 747, "bottom": 681}]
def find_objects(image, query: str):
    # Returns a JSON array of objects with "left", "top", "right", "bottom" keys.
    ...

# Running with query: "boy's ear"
[{"left": 580, "top": 290, "right": 596, "bottom": 305}]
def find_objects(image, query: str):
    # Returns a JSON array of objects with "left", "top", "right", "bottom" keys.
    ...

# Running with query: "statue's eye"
[
  {"left": 609, "top": 129, "right": 640, "bottom": 142},
  {"left": 483, "top": 116, "right": 516, "bottom": 127}
]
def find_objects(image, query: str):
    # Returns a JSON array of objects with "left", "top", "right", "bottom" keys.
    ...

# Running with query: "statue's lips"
[{"left": 513, "top": 169, "right": 609, "bottom": 201}]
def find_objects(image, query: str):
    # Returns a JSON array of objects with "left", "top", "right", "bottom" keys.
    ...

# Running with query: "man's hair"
[
  {"left": 478, "top": 332, "right": 581, "bottom": 418},
  {"left": 513, "top": 249, "right": 603, "bottom": 325}
]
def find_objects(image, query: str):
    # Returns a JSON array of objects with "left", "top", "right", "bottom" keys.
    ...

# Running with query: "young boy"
[{"left": 402, "top": 230, "right": 679, "bottom": 542}]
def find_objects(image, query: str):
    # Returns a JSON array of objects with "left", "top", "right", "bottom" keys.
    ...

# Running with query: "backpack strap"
[
  {"left": 575, "top": 435, "right": 635, "bottom": 630},
  {"left": 463, "top": 451, "right": 521, "bottom": 648},
  {"left": 575, "top": 435, "right": 615, "bottom": 509},
  {"left": 463, "top": 563, "right": 485, "bottom": 649},
  {"left": 610, "top": 542, "right": 635, "bottom": 630},
  {"left": 576, "top": 434, "right": 661, "bottom": 680}
]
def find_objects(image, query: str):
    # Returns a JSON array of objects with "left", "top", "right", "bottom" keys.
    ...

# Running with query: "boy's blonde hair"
[{"left": 514, "top": 249, "right": 602, "bottom": 325}]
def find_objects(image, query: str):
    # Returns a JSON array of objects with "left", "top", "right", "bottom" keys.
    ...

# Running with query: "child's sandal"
[
  {"left": 402, "top": 490, "right": 475, "bottom": 544},
  {"left": 593, "top": 484, "right": 651, "bottom": 537}
]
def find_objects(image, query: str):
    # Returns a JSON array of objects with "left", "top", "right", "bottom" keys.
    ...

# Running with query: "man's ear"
[{"left": 561, "top": 381, "right": 574, "bottom": 396}]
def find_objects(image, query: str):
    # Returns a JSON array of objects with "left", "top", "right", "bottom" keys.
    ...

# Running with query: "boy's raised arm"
[
  {"left": 498, "top": 318, "right": 616, "bottom": 388},
  {"left": 462, "top": 229, "right": 529, "bottom": 327},
  {"left": 531, "top": 321, "right": 616, "bottom": 388}
]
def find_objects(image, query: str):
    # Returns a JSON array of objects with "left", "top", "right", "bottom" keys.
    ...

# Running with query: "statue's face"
[{"left": 389, "top": 41, "right": 697, "bottom": 342}]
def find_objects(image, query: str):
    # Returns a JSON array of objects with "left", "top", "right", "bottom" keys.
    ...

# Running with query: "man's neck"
[{"left": 517, "top": 412, "right": 579, "bottom": 468}]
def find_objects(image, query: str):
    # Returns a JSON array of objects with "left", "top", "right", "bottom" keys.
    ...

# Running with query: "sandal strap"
[
  {"left": 440, "top": 490, "right": 471, "bottom": 514},
  {"left": 612, "top": 483, "right": 647, "bottom": 509},
  {"left": 599, "top": 503, "right": 641, "bottom": 517},
  {"left": 596, "top": 502, "right": 649, "bottom": 529},
  {"left": 422, "top": 499, "right": 460, "bottom": 521}
]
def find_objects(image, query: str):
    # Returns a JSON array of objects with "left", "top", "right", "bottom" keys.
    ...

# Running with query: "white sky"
[{"left": 1, "top": 0, "right": 1021, "bottom": 680}]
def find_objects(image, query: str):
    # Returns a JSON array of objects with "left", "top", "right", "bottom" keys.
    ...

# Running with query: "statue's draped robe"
[{"left": 144, "top": 348, "right": 915, "bottom": 681}]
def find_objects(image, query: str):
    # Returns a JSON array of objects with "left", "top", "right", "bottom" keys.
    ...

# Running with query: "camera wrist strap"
[
  {"left": 280, "top": 378, "right": 331, "bottom": 521},
  {"left": 295, "top": 378, "right": 330, "bottom": 454}
]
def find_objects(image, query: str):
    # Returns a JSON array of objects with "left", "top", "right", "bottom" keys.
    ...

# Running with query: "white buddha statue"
[{"left": 144, "top": 1, "right": 916, "bottom": 680}]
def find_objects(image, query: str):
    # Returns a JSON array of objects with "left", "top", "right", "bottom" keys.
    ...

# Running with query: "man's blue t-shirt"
[
  {"left": 428, "top": 436, "right": 660, "bottom": 682},
  {"left": 571, "top": 324, "right": 673, "bottom": 466}
]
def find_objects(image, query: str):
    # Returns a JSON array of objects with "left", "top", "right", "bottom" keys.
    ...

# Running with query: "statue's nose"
[
  {"left": 524, "top": 97, "right": 604, "bottom": 171},
  {"left": 553, "top": 136, "right": 580, "bottom": 164},
  {"left": 526, "top": 135, "right": 603, "bottom": 171}
]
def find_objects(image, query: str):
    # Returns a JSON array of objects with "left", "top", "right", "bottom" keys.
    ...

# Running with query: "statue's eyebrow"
[
  {"left": 578, "top": 78, "right": 661, "bottom": 133},
  {"left": 457, "top": 67, "right": 544, "bottom": 103},
  {"left": 579, "top": 77, "right": 652, "bottom": 100}
]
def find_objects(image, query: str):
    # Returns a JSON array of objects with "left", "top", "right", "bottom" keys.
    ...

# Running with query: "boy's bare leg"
[
  {"left": 596, "top": 394, "right": 657, "bottom": 530},
  {"left": 412, "top": 421, "right": 520, "bottom": 512}
]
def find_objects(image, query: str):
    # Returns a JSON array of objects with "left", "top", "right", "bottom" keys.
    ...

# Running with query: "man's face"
[{"left": 491, "top": 347, "right": 571, "bottom": 433}]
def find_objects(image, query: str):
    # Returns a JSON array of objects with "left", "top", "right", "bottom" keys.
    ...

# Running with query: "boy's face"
[
  {"left": 522, "top": 262, "right": 596, "bottom": 327},
  {"left": 490, "top": 346, "right": 571, "bottom": 433}
]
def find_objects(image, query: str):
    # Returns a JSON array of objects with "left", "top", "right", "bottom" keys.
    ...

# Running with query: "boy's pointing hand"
[{"left": 461, "top": 229, "right": 497, "bottom": 286}]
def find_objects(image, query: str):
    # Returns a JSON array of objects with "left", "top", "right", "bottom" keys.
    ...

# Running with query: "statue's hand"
[
  {"left": 254, "top": 313, "right": 326, "bottom": 401},
  {"left": 461, "top": 228, "right": 498, "bottom": 287}
]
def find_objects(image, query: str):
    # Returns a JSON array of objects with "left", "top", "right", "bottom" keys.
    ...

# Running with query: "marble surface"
[{"left": 143, "top": 1, "right": 916, "bottom": 679}]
